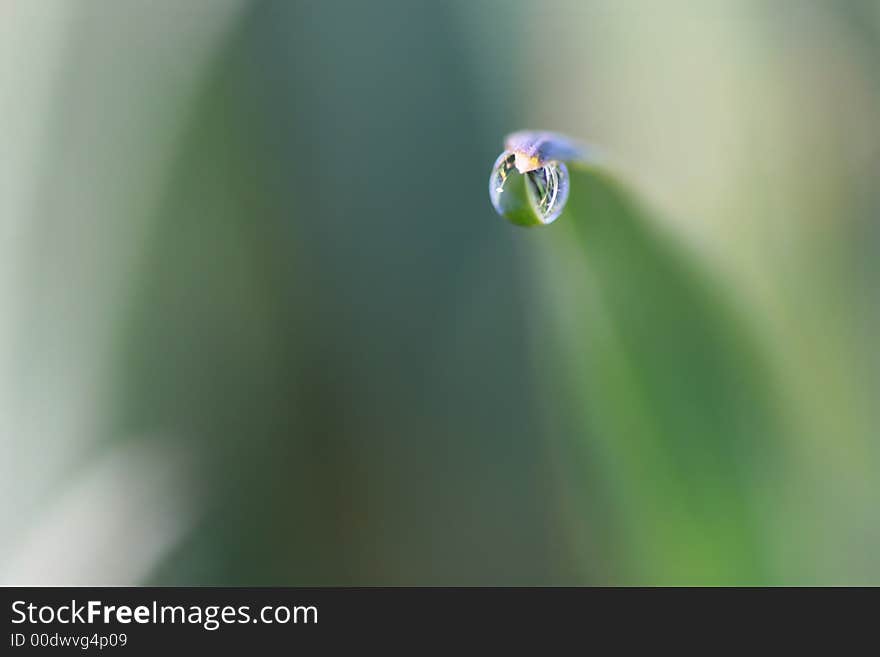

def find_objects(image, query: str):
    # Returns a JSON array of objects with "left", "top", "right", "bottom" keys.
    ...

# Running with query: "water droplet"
[{"left": 489, "top": 151, "right": 569, "bottom": 226}]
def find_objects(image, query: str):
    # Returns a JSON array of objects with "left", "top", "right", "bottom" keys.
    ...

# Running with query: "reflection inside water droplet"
[{"left": 489, "top": 152, "right": 569, "bottom": 226}]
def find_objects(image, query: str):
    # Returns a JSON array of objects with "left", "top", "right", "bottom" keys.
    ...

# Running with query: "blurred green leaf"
[{"left": 535, "top": 165, "right": 786, "bottom": 584}]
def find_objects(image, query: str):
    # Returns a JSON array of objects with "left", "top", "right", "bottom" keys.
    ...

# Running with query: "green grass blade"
[{"left": 534, "top": 164, "right": 786, "bottom": 584}]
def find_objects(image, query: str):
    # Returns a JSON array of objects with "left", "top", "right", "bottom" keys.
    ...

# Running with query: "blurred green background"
[{"left": 2, "top": 0, "right": 879, "bottom": 585}]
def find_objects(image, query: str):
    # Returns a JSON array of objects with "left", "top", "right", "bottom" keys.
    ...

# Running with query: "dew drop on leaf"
[{"left": 489, "top": 151, "right": 569, "bottom": 227}]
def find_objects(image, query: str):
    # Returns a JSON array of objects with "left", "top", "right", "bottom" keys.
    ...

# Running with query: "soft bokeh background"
[{"left": 2, "top": 0, "right": 879, "bottom": 585}]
